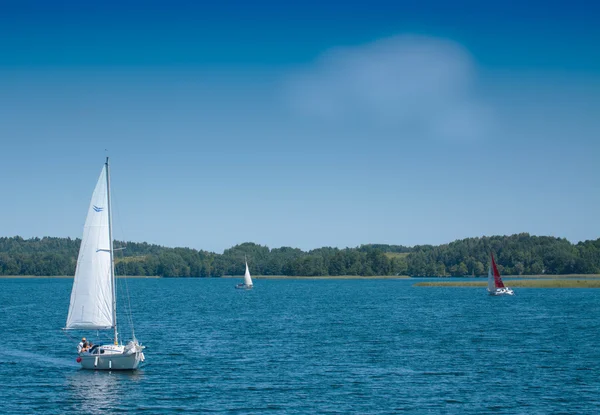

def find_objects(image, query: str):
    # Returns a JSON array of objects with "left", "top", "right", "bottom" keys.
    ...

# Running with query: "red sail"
[{"left": 491, "top": 253, "right": 505, "bottom": 288}]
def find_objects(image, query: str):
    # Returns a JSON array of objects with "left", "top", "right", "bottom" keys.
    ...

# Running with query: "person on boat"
[{"left": 77, "top": 337, "right": 87, "bottom": 353}]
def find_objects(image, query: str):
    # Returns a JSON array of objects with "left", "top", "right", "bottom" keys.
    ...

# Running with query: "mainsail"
[
  {"left": 65, "top": 165, "right": 114, "bottom": 330},
  {"left": 491, "top": 253, "right": 506, "bottom": 289},
  {"left": 487, "top": 267, "right": 495, "bottom": 291},
  {"left": 244, "top": 260, "right": 253, "bottom": 286}
]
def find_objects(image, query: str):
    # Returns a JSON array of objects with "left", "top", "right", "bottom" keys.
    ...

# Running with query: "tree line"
[{"left": 0, "top": 233, "right": 599, "bottom": 277}]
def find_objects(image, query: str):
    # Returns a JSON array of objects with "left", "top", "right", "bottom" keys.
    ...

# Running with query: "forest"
[{"left": 0, "top": 233, "right": 599, "bottom": 277}]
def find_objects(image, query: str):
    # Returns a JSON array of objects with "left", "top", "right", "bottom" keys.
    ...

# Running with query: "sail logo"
[{"left": 93, "top": 205, "right": 104, "bottom": 212}]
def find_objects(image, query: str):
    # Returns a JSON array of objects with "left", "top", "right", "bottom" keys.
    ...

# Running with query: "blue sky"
[{"left": 1, "top": 0, "right": 599, "bottom": 252}]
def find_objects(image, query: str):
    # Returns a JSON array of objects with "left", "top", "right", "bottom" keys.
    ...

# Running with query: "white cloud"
[{"left": 283, "top": 35, "right": 492, "bottom": 141}]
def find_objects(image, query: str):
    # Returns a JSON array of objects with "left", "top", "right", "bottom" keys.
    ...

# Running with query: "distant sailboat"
[
  {"left": 487, "top": 252, "right": 514, "bottom": 296},
  {"left": 64, "top": 157, "right": 145, "bottom": 370},
  {"left": 236, "top": 256, "right": 254, "bottom": 290}
]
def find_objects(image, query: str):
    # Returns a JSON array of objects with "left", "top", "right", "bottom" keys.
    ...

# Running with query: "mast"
[{"left": 105, "top": 157, "right": 118, "bottom": 345}]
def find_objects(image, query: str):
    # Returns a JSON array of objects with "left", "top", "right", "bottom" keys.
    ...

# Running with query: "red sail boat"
[{"left": 487, "top": 252, "right": 514, "bottom": 296}]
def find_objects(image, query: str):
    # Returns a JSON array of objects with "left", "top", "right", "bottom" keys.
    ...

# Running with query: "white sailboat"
[
  {"left": 235, "top": 256, "right": 254, "bottom": 289},
  {"left": 64, "top": 157, "right": 145, "bottom": 370},
  {"left": 487, "top": 252, "right": 514, "bottom": 296}
]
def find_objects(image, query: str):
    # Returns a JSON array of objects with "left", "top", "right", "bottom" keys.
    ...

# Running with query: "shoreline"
[
  {"left": 1, "top": 275, "right": 409, "bottom": 280},
  {"left": 0, "top": 275, "right": 160, "bottom": 279},
  {"left": 493, "top": 274, "right": 600, "bottom": 279},
  {"left": 219, "top": 275, "right": 410, "bottom": 280},
  {"left": 2, "top": 274, "right": 599, "bottom": 282}
]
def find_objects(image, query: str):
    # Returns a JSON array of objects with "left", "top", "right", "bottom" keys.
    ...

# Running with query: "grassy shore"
[
  {"left": 503, "top": 274, "right": 600, "bottom": 279},
  {"left": 414, "top": 279, "right": 600, "bottom": 288}
]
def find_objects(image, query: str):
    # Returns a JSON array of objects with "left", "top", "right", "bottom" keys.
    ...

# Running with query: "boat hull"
[
  {"left": 79, "top": 342, "right": 145, "bottom": 370},
  {"left": 235, "top": 284, "right": 253, "bottom": 290},
  {"left": 488, "top": 287, "right": 514, "bottom": 296}
]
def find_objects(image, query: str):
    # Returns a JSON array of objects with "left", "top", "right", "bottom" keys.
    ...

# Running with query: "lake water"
[{"left": 1, "top": 278, "right": 599, "bottom": 414}]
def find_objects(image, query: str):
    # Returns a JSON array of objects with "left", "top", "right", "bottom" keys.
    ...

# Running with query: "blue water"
[{"left": 1, "top": 278, "right": 599, "bottom": 414}]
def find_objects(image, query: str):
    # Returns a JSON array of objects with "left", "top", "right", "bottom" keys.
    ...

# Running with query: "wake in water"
[
  {"left": 0, "top": 303, "right": 36, "bottom": 313},
  {"left": 0, "top": 348, "right": 79, "bottom": 368}
]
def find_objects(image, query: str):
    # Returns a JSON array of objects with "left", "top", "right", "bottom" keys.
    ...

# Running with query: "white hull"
[
  {"left": 235, "top": 283, "right": 253, "bottom": 290},
  {"left": 79, "top": 342, "right": 145, "bottom": 370},
  {"left": 488, "top": 287, "right": 514, "bottom": 296}
]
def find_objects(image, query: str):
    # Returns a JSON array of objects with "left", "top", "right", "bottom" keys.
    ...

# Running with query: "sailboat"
[
  {"left": 64, "top": 157, "right": 145, "bottom": 370},
  {"left": 235, "top": 256, "right": 254, "bottom": 290},
  {"left": 487, "top": 252, "right": 514, "bottom": 296}
]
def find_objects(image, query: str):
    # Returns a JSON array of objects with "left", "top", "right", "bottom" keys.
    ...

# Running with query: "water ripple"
[{"left": 0, "top": 278, "right": 599, "bottom": 414}]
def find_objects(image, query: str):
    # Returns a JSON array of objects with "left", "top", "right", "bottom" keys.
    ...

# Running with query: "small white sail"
[
  {"left": 244, "top": 261, "right": 253, "bottom": 287},
  {"left": 487, "top": 266, "right": 495, "bottom": 292},
  {"left": 65, "top": 166, "right": 114, "bottom": 330}
]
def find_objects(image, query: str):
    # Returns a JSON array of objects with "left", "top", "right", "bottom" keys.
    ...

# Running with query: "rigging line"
[
  {"left": 116, "top": 251, "right": 136, "bottom": 340},
  {"left": 61, "top": 328, "right": 78, "bottom": 343},
  {"left": 111, "top": 183, "right": 136, "bottom": 340}
]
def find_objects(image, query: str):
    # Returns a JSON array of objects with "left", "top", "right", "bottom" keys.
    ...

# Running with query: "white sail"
[
  {"left": 487, "top": 266, "right": 495, "bottom": 292},
  {"left": 244, "top": 261, "right": 253, "bottom": 286},
  {"left": 65, "top": 165, "right": 114, "bottom": 330}
]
